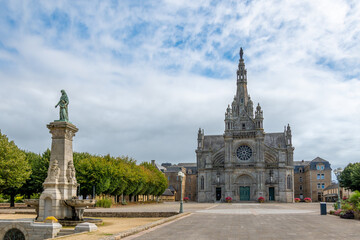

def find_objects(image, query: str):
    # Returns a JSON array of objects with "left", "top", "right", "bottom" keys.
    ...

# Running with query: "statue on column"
[{"left": 55, "top": 90, "right": 69, "bottom": 122}]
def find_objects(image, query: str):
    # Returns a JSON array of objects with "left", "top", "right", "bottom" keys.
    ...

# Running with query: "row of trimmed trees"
[
  {"left": 0, "top": 131, "right": 168, "bottom": 206},
  {"left": 339, "top": 163, "right": 360, "bottom": 191}
]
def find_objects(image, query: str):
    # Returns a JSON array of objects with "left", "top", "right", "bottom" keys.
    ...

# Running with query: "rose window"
[{"left": 236, "top": 145, "right": 252, "bottom": 161}]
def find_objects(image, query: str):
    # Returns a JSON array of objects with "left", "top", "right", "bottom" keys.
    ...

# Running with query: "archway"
[
  {"left": 236, "top": 174, "right": 255, "bottom": 201},
  {"left": 4, "top": 228, "right": 25, "bottom": 240}
]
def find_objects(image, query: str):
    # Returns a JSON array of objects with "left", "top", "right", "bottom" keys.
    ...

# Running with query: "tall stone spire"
[{"left": 236, "top": 47, "right": 248, "bottom": 109}]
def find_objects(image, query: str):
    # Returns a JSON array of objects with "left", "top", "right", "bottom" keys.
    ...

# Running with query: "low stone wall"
[
  {"left": 0, "top": 219, "right": 61, "bottom": 240},
  {"left": 84, "top": 212, "right": 178, "bottom": 218}
]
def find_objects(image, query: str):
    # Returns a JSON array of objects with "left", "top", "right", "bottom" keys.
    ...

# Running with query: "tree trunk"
[{"left": 10, "top": 193, "right": 15, "bottom": 208}]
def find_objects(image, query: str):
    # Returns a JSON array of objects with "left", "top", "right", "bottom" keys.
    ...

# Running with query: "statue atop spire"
[{"left": 240, "top": 47, "right": 244, "bottom": 60}]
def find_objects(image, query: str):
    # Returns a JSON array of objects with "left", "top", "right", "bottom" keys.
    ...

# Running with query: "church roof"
[
  {"left": 264, "top": 132, "right": 286, "bottom": 148},
  {"left": 203, "top": 135, "right": 224, "bottom": 151}
]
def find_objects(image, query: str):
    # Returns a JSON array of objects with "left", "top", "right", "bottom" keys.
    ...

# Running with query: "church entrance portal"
[
  {"left": 269, "top": 187, "right": 275, "bottom": 201},
  {"left": 239, "top": 186, "right": 250, "bottom": 201},
  {"left": 216, "top": 187, "right": 221, "bottom": 201}
]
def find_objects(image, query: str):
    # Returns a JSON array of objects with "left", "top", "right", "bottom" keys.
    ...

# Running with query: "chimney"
[{"left": 151, "top": 160, "right": 155, "bottom": 166}]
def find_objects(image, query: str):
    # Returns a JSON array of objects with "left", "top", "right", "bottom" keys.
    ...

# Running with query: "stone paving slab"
[{"left": 124, "top": 203, "right": 359, "bottom": 240}]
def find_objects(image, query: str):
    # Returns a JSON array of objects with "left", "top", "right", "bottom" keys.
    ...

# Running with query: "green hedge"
[{"left": 96, "top": 198, "right": 112, "bottom": 208}]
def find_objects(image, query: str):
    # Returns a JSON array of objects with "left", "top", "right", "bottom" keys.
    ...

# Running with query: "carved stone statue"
[
  {"left": 240, "top": 47, "right": 244, "bottom": 60},
  {"left": 66, "top": 161, "right": 76, "bottom": 184},
  {"left": 47, "top": 159, "right": 60, "bottom": 182},
  {"left": 55, "top": 90, "right": 69, "bottom": 122}
]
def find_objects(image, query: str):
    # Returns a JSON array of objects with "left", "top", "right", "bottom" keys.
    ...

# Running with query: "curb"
[{"left": 100, "top": 212, "right": 191, "bottom": 240}]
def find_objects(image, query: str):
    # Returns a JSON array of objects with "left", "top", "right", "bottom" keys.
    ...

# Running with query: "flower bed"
[
  {"left": 304, "top": 197, "right": 312, "bottom": 203},
  {"left": 225, "top": 197, "right": 232, "bottom": 203},
  {"left": 258, "top": 196, "right": 265, "bottom": 203},
  {"left": 183, "top": 197, "right": 189, "bottom": 202},
  {"left": 294, "top": 198, "right": 300, "bottom": 203}
]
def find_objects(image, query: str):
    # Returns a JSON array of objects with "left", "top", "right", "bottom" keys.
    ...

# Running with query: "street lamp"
[
  {"left": 333, "top": 167, "right": 343, "bottom": 210},
  {"left": 178, "top": 171, "right": 185, "bottom": 213}
]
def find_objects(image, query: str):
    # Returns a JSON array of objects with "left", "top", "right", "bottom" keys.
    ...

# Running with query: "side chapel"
[{"left": 196, "top": 48, "right": 294, "bottom": 202}]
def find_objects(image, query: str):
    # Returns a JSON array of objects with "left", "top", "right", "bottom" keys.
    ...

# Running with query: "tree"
[
  {"left": 19, "top": 150, "right": 50, "bottom": 198},
  {"left": 339, "top": 163, "right": 360, "bottom": 191},
  {"left": 0, "top": 131, "right": 31, "bottom": 206},
  {"left": 350, "top": 163, "right": 360, "bottom": 191}
]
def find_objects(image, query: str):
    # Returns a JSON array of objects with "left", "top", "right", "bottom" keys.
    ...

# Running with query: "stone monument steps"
[{"left": 55, "top": 228, "right": 75, "bottom": 237}]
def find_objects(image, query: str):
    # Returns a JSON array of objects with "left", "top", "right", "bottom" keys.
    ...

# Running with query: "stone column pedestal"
[{"left": 38, "top": 121, "right": 78, "bottom": 221}]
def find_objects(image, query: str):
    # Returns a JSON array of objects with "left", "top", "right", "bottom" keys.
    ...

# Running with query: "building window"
[
  {"left": 317, "top": 183, "right": 321, "bottom": 189},
  {"left": 299, "top": 176, "right": 302, "bottom": 182},
  {"left": 300, "top": 185, "right": 303, "bottom": 190},
  {"left": 299, "top": 168, "right": 302, "bottom": 173},
  {"left": 317, "top": 174, "right": 320, "bottom": 179},
  {"left": 242, "top": 123, "right": 246, "bottom": 130},
  {"left": 317, "top": 164, "right": 325, "bottom": 170},
  {"left": 322, "top": 183, "right": 325, "bottom": 189},
  {"left": 287, "top": 175, "right": 292, "bottom": 189},
  {"left": 321, "top": 174, "right": 324, "bottom": 179},
  {"left": 200, "top": 176, "right": 204, "bottom": 190}
]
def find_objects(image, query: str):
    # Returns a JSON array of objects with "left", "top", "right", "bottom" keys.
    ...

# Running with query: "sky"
[{"left": 0, "top": 0, "right": 359, "bottom": 170}]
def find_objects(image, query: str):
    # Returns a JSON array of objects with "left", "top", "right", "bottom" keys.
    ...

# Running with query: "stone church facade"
[{"left": 196, "top": 48, "right": 294, "bottom": 203}]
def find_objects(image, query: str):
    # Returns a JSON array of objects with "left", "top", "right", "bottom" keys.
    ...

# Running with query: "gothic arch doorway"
[{"left": 236, "top": 174, "right": 254, "bottom": 201}]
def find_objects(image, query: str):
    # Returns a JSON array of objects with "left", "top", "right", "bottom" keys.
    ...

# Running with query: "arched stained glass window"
[{"left": 287, "top": 175, "right": 292, "bottom": 189}]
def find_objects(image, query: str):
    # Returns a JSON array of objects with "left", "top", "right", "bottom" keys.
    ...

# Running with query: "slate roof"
[
  {"left": 178, "top": 163, "right": 196, "bottom": 167},
  {"left": 324, "top": 183, "right": 338, "bottom": 191},
  {"left": 162, "top": 188, "right": 175, "bottom": 196},
  {"left": 294, "top": 160, "right": 311, "bottom": 166},
  {"left": 203, "top": 135, "right": 224, "bottom": 151},
  {"left": 264, "top": 132, "right": 286, "bottom": 148},
  {"left": 155, "top": 164, "right": 166, "bottom": 172},
  {"left": 165, "top": 166, "right": 184, "bottom": 173},
  {"left": 309, "top": 157, "right": 331, "bottom": 170},
  {"left": 168, "top": 185, "right": 176, "bottom": 193}
]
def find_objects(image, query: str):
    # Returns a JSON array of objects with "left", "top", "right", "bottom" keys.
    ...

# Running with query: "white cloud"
[{"left": 0, "top": 0, "right": 359, "bottom": 168}]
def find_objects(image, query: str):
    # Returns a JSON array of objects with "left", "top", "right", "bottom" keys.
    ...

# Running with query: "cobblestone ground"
[{"left": 124, "top": 202, "right": 360, "bottom": 240}]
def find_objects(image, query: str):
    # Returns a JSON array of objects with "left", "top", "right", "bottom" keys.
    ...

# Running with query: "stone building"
[
  {"left": 162, "top": 163, "right": 197, "bottom": 201},
  {"left": 178, "top": 163, "right": 198, "bottom": 201},
  {"left": 163, "top": 165, "right": 186, "bottom": 201},
  {"left": 294, "top": 157, "right": 332, "bottom": 201},
  {"left": 322, "top": 183, "right": 352, "bottom": 202},
  {"left": 196, "top": 48, "right": 294, "bottom": 203}
]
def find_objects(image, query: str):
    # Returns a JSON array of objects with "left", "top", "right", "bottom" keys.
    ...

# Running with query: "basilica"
[{"left": 196, "top": 48, "right": 294, "bottom": 202}]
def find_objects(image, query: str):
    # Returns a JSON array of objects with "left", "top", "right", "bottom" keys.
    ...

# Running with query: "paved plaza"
[
  {"left": 2, "top": 202, "right": 359, "bottom": 239},
  {"left": 123, "top": 202, "right": 360, "bottom": 240}
]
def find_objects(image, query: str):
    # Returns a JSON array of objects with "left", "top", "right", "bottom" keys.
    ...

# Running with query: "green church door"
[
  {"left": 240, "top": 186, "right": 250, "bottom": 201},
  {"left": 269, "top": 187, "right": 275, "bottom": 201}
]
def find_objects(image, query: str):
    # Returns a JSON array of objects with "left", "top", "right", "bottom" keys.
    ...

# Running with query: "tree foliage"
[
  {"left": 73, "top": 152, "right": 167, "bottom": 198},
  {"left": 339, "top": 163, "right": 360, "bottom": 191},
  {"left": 19, "top": 150, "right": 50, "bottom": 198},
  {"left": 0, "top": 131, "right": 31, "bottom": 192}
]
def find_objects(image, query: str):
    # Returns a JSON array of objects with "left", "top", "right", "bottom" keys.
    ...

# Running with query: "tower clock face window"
[{"left": 236, "top": 145, "right": 252, "bottom": 161}]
